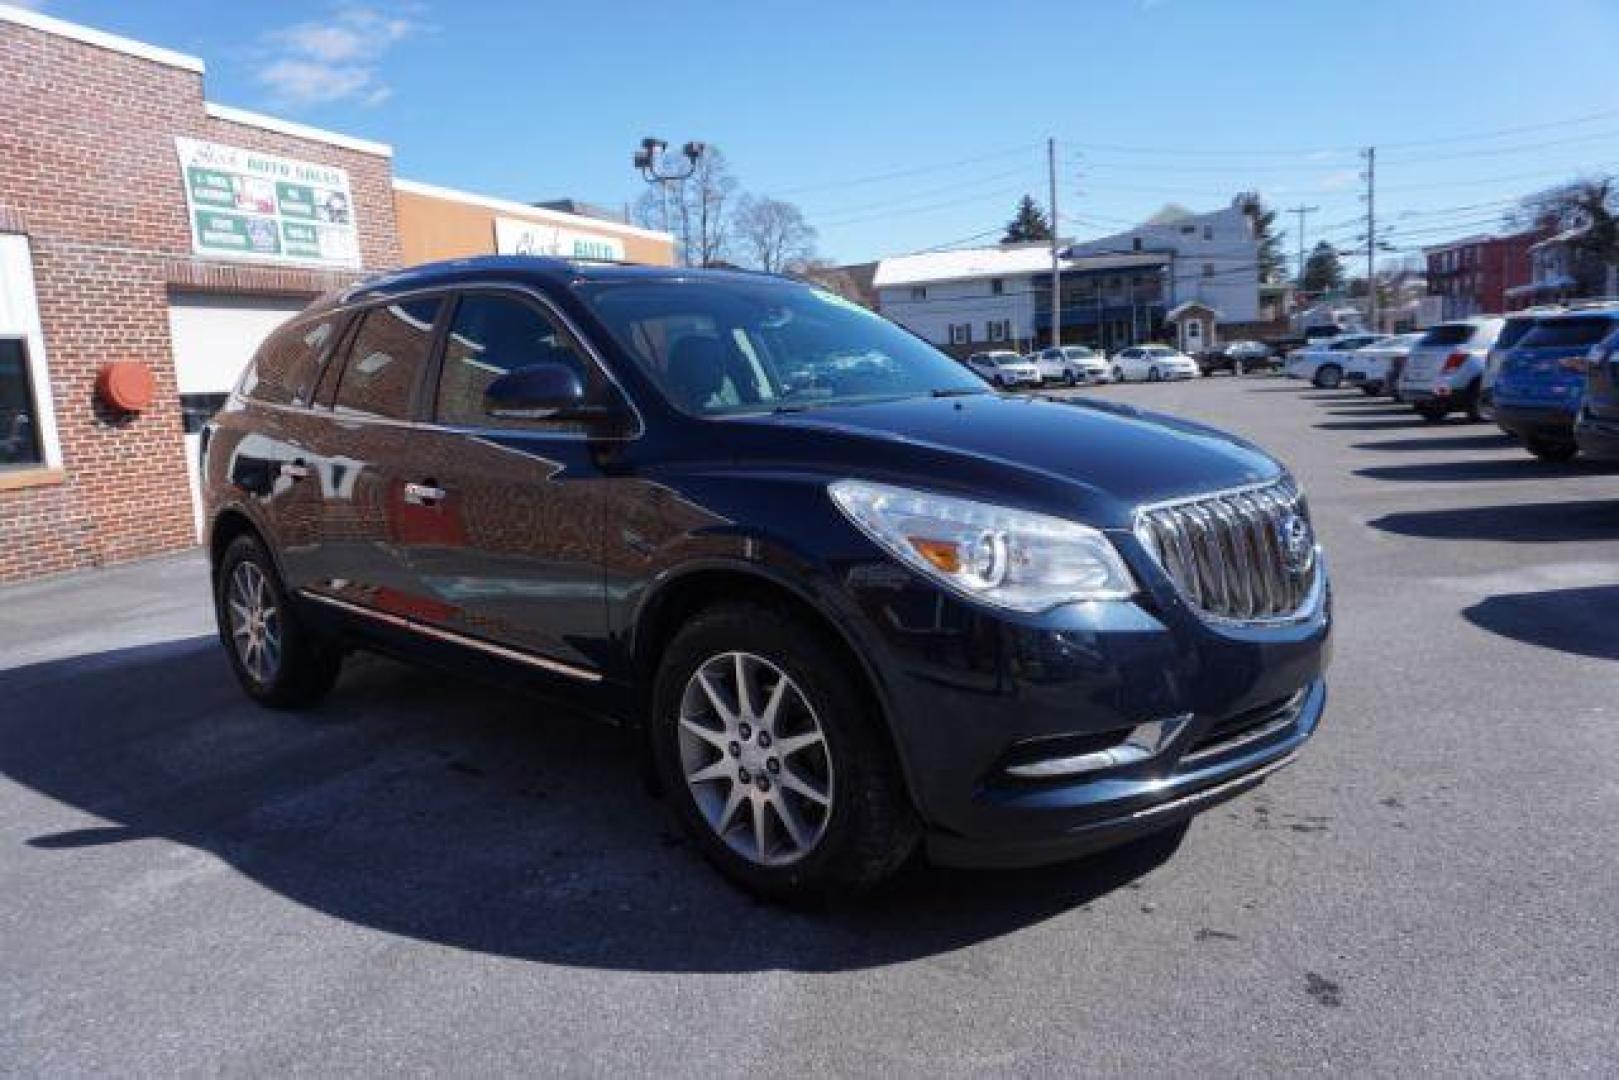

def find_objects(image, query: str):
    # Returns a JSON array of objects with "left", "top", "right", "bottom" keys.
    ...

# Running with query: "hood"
[{"left": 726, "top": 393, "right": 1281, "bottom": 527}]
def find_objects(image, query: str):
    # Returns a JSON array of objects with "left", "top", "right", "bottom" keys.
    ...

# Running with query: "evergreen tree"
[
  {"left": 1301, "top": 240, "right": 1345, "bottom": 295},
  {"left": 1003, "top": 195, "right": 1052, "bottom": 243},
  {"left": 1248, "top": 199, "right": 1286, "bottom": 284}
]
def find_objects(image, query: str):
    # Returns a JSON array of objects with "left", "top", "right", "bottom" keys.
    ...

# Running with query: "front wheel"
[
  {"left": 1112, "top": 365, "right": 1125, "bottom": 382},
  {"left": 1314, "top": 364, "right": 1343, "bottom": 389},
  {"left": 1525, "top": 435, "right": 1578, "bottom": 462},
  {"left": 651, "top": 603, "right": 920, "bottom": 903},
  {"left": 1063, "top": 371, "right": 1077, "bottom": 386},
  {"left": 215, "top": 534, "right": 341, "bottom": 708},
  {"left": 1147, "top": 366, "right": 1163, "bottom": 382},
  {"left": 992, "top": 374, "right": 1006, "bottom": 388}
]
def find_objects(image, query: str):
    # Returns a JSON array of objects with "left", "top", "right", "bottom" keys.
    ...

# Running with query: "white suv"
[{"left": 1396, "top": 317, "right": 1504, "bottom": 421}]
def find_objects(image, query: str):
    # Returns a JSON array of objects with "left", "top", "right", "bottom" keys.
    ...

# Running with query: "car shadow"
[
  {"left": 1356, "top": 459, "right": 1619, "bottom": 482},
  {"left": 0, "top": 637, "right": 1180, "bottom": 973},
  {"left": 1353, "top": 434, "right": 1515, "bottom": 453},
  {"left": 1367, "top": 499, "right": 1619, "bottom": 542},
  {"left": 1315, "top": 418, "right": 1427, "bottom": 431},
  {"left": 1463, "top": 586, "right": 1619, "bottom": 662}
]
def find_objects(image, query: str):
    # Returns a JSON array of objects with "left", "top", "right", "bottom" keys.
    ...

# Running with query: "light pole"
[{"left": 633, "top": 137, "right": 706, "bottom": 265}]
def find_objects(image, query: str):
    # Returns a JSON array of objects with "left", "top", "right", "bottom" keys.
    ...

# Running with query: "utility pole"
[
  {"left": 1048, "top": 137, "right": 1062, "bottom": 349},
  {"left": 1361, "top": 146, "right": 1377, "bottom": 331},
  {"left": 1288, "top": 203, "right": 1319, "bottom": 291}
]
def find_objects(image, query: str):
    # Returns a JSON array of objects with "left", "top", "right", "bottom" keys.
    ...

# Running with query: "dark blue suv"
[
  {"left": 202, "top": 257, "right": 1330, "bottom": 901},
  {"left": 1493, "top": 307, "right": 1619, "bottom": 460},
  {"left": 1575, "top": 319, "right": 1619, "bottom": 459}
]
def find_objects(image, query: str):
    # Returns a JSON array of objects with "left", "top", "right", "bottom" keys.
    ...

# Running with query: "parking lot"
[{"left": 2, "top": 373, "right": 1616, "bottom": 1075}]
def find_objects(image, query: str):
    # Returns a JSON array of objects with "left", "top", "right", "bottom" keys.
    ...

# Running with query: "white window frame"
[
  {"left": 0, "top": 234, "right": 64, "bottom": 472},
  {"left": 949, "top": 323, "right": 971, "bottom": 345},
  {"left": 986, "top": 320, "right": 1009, "bottom": 343}
]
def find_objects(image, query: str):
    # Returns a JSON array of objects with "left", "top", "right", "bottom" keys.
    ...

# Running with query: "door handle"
[
  {"left": 280, "top": 460, "right": 310, "bottom": 481},
  {"left": 403, "top": 481, "right": 446, "bottom": 506}
]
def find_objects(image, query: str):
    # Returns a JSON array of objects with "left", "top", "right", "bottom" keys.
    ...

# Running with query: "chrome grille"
[{"left": 1134, "top": 479, "right": 1318, "bottom": 622}]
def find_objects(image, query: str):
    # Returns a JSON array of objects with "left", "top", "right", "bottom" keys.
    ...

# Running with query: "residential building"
[
  {"left": 1062, "top": 195, "right": 1263, "bottom": 350},
  {"left": 0, "top": 5, "right": 672, "bottom": 583},
  {"left": 1423, "top": 231, "right": 1539, "bottom": 318},
  {"left": 1507, "top": 224, "right": 1618, "bottom": 308}
]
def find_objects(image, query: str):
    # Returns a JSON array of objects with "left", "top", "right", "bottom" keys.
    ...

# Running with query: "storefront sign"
[
  {"left": 175, "top": 137, "right": 360, "bottom": 268},
  {"left": 494, "top": 216, "right": 625, "bottom": 262}
]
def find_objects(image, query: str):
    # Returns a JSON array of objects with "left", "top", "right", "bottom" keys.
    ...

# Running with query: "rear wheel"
[
  {"left": 1314, "top": 364, "right": 1343, "bottom": 389},
  {"left": 214, "top": 534, "right": 341, "bottom": 708},
  {"left": 1147, "top": 366, "right": 1163, "bottom": 382},
  {"left": 1063, "top": 371, "right": 1077, "bottom": 386},
  {"left": 651, "top": 602, "right": 919, "bottom": 903},
  {"left": 1416, "top": 402, "right": 1449, "bottom": 423},
  {"left": 1525, "top": 435, "right": 1578, "bottom": 462},
  {"left": 1463, "top": 380, "right": 1485, "bottom": 422},
  {"left": 1112, "top": 365, "right": 1125, "bottom": 382}
]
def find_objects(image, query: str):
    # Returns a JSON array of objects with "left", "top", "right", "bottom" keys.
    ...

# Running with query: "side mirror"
[{"left": 484, "top": 362, "right": 588, "bottom": 420}]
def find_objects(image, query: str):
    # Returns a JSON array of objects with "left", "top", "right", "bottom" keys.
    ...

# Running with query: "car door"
[
  {"left": 382, "top": 287, "right": 623, "bottom": 677},
  {"left": 300, "top": 293, "right": 449, "bottom": 622}
]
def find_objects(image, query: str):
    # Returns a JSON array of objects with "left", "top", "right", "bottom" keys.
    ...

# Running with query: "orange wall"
[{"left": 395, "top": 187, "right": 675, "bottom": 267}]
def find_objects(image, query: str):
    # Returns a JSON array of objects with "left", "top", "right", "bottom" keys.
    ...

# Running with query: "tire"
[
  {"left": 650, "top": 601, "right": 920, "bottom": 903},
  {"left": 214, "top": 534, "right": 341, "bottom": 708},
  {"left": 1360, "top": 384, "right": 1377, "bottom": 396},
  {"left": 992, "top": 374, "right": 1006, "bottom": 388},
  {"left": 1235, "top": 361, "right": 1247, "bottom": 376},
  {"left": 1525, "top": 435, "right": 1578, "bottom": 462},
  {"left": 1063, "top": 371, "right": 1076, "bottom": 386},
  {"left": 1463, "top": 380, "right": 1485, "bottom": 423},
  {"left": 1416, "top": 403, "right": 1449, "bottom": 423},
  {"left": 1314, "top": 364, "right": 1343, "bottom": 389},
  {"left": 1147, "top": 366, "right": 1163, "bottom": 382},
  {"left": 1112, "top": 365, "right": 1125, "bottom": 383}
]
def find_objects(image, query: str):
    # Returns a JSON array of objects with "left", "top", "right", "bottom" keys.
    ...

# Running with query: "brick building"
[
  {"left": 0, "top": 7, "right": 672, "bottom": 583},
  {"left": 1423, "top": 231, "right": 1540, "bottom": 320}
]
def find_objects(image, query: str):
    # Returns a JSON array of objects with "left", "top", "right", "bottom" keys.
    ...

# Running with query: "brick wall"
[{"left": 0, "top": 19, "right": 400, "bottom": 582}]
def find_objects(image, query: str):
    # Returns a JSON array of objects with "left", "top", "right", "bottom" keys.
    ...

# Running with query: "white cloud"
[{"left": 256, "top": 5, "right": 421, "bottom": 109}]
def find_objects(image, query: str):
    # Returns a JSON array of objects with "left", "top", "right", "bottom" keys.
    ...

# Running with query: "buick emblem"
[{"left": 1277, "top": 512, "right": 1315, "bottom": 573}]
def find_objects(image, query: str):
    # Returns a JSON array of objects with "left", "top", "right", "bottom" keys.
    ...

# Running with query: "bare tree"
[
  {"left": 627, "top": 146, "right": 739, "bottom": 266},
  {"left": 733, "top": 195, "right": 818, "bottom": 274},
  {"left": 1509, "top": 176, "right": 1619, "bottom": 296}
]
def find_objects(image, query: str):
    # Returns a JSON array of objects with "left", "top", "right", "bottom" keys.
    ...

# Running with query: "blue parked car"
[
  {"left": 1575, "top": 320, "right": 1619, "bottom": 459},
  {"left": 1493, "top": 306, "right": 1619, "bottom": 460}
]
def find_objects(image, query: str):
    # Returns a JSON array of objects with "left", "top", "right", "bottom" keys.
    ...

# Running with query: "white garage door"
[{"left": 168, "top": 292, "right": 311, "bottom": 539}]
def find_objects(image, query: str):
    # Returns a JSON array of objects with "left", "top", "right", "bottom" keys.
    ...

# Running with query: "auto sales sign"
[{"left": 175, "top": 138, "right": 361, "bottom": 268}]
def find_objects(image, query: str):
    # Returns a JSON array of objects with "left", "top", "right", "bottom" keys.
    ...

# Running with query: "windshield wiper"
[{"left": 930, "top": 387, "right": 989, "bottom": 398}]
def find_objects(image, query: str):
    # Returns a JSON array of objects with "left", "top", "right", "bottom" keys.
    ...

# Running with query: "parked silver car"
[{"left": 1396, "top": 317, "right": 1505, "bottom": 421}]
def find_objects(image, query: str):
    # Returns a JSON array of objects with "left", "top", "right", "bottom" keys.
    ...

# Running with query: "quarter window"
[
  {"left": 435, "top": 293, "right": 601, "bottom": 430},
  {"left": 331, "top": 298, "right": 442, "bottom": 421}
]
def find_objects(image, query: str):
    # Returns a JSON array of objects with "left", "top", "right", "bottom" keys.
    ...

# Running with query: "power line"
[{"left": 772, "top": 142, "right": 1041, "bottom": 196}]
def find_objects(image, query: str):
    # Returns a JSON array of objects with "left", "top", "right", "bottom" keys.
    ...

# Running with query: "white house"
[
  {"left": 872, "top": 244, "right": 1051, "bottom": 353},
  {"left": 1062, "top": 196, "right": 1262, "bottom": 350}
]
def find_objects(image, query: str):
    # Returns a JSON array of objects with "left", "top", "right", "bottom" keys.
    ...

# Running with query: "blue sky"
[{"left": 23, "top": 0, "right": 1619, "bottom": 265}]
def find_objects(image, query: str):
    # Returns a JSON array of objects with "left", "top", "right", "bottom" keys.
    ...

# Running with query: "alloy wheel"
[
  {"left": 226, "top": 561, "right": 281, "bottom": 685},
  {"left": 676, "top": 651, "right": 834, "bottom": 866}
]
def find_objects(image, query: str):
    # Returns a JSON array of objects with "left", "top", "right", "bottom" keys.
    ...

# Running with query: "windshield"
[
  {"left": 1518, "top": 315, "right": 1618, "bottom": 349},
  {"left": 576, "top": 279, "right": 988, "bottom": 415},
  {"left": 1142, "top": 346, "right": 1179, "bottom": 357},
  {"left": 1062, "top": 347, "right": 1097, "bottom": 359}
]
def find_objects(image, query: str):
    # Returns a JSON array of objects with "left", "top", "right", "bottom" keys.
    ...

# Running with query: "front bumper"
[
  {"left": 838, "top": 542, "right": 1332, "bottom": 870},
  {"left": 1574, "top": 412, "right": 1619, "bottom": 458},
  {"left": 1495, "top": 402, "right": 1577, "bottom": 441}
]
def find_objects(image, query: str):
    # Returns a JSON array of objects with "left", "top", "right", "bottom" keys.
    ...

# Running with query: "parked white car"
[
  {"left": 1396, "top": 316, "right": 1505, "bottom": 421},
  {"left": 1284, "top": 333, "right": 1386, "bottom": 388},
  {"left": 1109, "top": 345, "right": 1200, "bottom": 383},
  {"left": 1030, "top": 345, "right": 1111, "bottom": 385},
  {"left": 1344, "top": 332, "right": 1423, "bottom": 395},
  {"left": 965, "top": 350, "right": 1041, "bottom": 388}
]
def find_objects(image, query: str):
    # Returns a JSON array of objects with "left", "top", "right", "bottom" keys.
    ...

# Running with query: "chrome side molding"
[{"left": 297, "top": 588, "right": 602, "bottom": 683}]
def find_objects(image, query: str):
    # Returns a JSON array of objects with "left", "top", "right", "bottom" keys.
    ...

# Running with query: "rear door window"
[
  {"left": 1518, "top": 316, "right": 1619, "bottom": 349},
  {"left": 1495, "top": 318, "right": 1539, "bottom": 351},
  {"left": 1418, "top": 324, "right": 1476, "bottom": 347},
  {"left": 331, "top": 298, "right": 443, "bottom": 421}
]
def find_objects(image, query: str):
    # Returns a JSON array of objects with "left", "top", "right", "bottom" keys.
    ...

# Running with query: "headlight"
[{"left": 828, "top": 480, "right": 1137, "bottom": 612}]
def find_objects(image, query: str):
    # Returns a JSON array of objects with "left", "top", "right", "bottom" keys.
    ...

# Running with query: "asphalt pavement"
[{"left": 3, "top": 374, "right": 1616, "bottom": 1076}]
